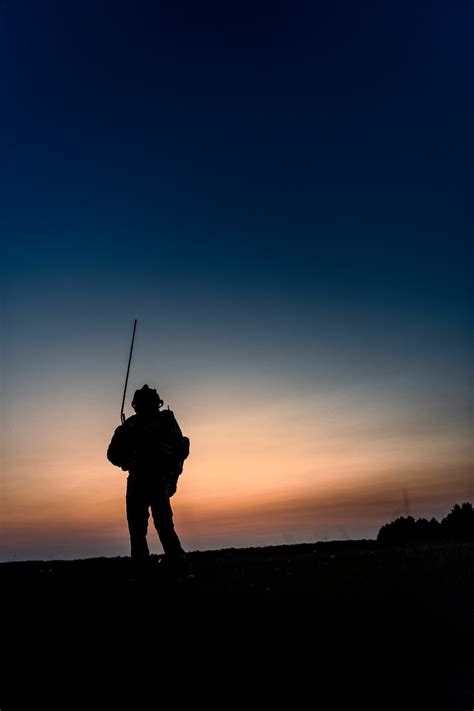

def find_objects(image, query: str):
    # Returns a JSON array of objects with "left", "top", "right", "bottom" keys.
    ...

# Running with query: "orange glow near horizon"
[{"left": 2, "top": 384, "right": 472, "bottom": 561}]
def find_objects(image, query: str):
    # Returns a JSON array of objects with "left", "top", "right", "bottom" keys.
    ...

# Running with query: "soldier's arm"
[{"left": 107, "top": 420, "right": 136, "bottom": 471}]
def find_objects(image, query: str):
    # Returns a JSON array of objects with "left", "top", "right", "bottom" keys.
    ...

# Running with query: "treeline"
[{"left": 377, "top": 502, "right": 474, "bottom": 544}]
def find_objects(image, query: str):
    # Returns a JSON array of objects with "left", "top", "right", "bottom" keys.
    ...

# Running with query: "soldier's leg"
[
  {"left": 126, "top": 477, "right": 150, "bottom": 561},
  {"left": 149, "top": 483, "right": 185, "bottom": 559}
]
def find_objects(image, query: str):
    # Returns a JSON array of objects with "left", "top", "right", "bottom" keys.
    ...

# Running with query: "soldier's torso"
[{"left": 127, "top": 413, "right": 176, "bottom": 476}]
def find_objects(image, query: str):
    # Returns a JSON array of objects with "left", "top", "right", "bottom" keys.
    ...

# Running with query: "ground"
[{"left": 1, "top": 541, "right": 473, "bottom": 709}]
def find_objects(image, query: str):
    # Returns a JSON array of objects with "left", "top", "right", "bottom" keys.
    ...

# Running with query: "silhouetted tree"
[
  {"left": 413, "top": 516, "right": 441, "bottom": 542},
  {"left": 377, "top": 503, "right": 473, "bottom": 544},
  {"left": 378, "top": 516, "right": 416, "bottom": 544},
  {"left": 427, "top": 517, "right": 442, "bottom": 541},
  {"left": 441, "top": 503, "right": 474, "bottom": 541}
]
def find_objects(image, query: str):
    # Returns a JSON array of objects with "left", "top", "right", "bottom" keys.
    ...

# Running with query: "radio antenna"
[{"left": 120, "top": 319, "right": 137, "bottom": 423}]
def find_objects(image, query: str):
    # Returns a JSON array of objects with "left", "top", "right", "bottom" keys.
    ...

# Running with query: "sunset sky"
[{"left": 1, "top": 1, "right": 472, "bottom": 560}]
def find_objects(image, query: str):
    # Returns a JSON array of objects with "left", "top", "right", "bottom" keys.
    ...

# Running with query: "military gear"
[
  {"left": 121, "top": 319, "right": 137, "bottom": 423},
  {"left": 107, "top": 407, "right": 190, "bottom": 483},
  {"left": 131, "top": 383, "right": 164, "bottom": 412}
]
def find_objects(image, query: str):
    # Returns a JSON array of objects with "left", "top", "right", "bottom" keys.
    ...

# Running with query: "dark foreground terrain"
[{"left": 2, "top": 540, "right": 473, "bottom": 709}]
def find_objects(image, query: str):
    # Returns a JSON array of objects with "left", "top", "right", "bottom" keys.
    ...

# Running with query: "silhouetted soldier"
[{"left": 107, "top": 384, "right": 191, "bottom": 579}]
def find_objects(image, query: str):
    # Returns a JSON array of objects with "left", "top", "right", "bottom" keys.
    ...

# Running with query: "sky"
[{"left": 1, "top": 0, "right": 472, "bottom": 560}]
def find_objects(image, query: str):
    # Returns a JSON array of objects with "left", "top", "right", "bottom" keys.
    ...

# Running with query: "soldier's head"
[{"left": 132, "top": 384, "right": 164, "bottom": 415}]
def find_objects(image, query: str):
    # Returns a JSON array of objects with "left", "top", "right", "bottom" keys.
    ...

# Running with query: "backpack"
[{"left": 157, "top": 409, "right": 190, "bottom": 476}]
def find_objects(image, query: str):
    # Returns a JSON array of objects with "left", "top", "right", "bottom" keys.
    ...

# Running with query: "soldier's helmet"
[{"left": 131, "top": 384, "right": 164, "bottom": 412}]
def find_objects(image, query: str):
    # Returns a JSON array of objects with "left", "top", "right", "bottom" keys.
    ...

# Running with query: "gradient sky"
[{"left": 1, "top": 1, "right": 472, "bottom": 560}]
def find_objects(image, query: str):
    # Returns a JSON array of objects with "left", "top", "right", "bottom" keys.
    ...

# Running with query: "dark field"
[{"left": 2, "top": 541, "right": 473, "bottom": 709}]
